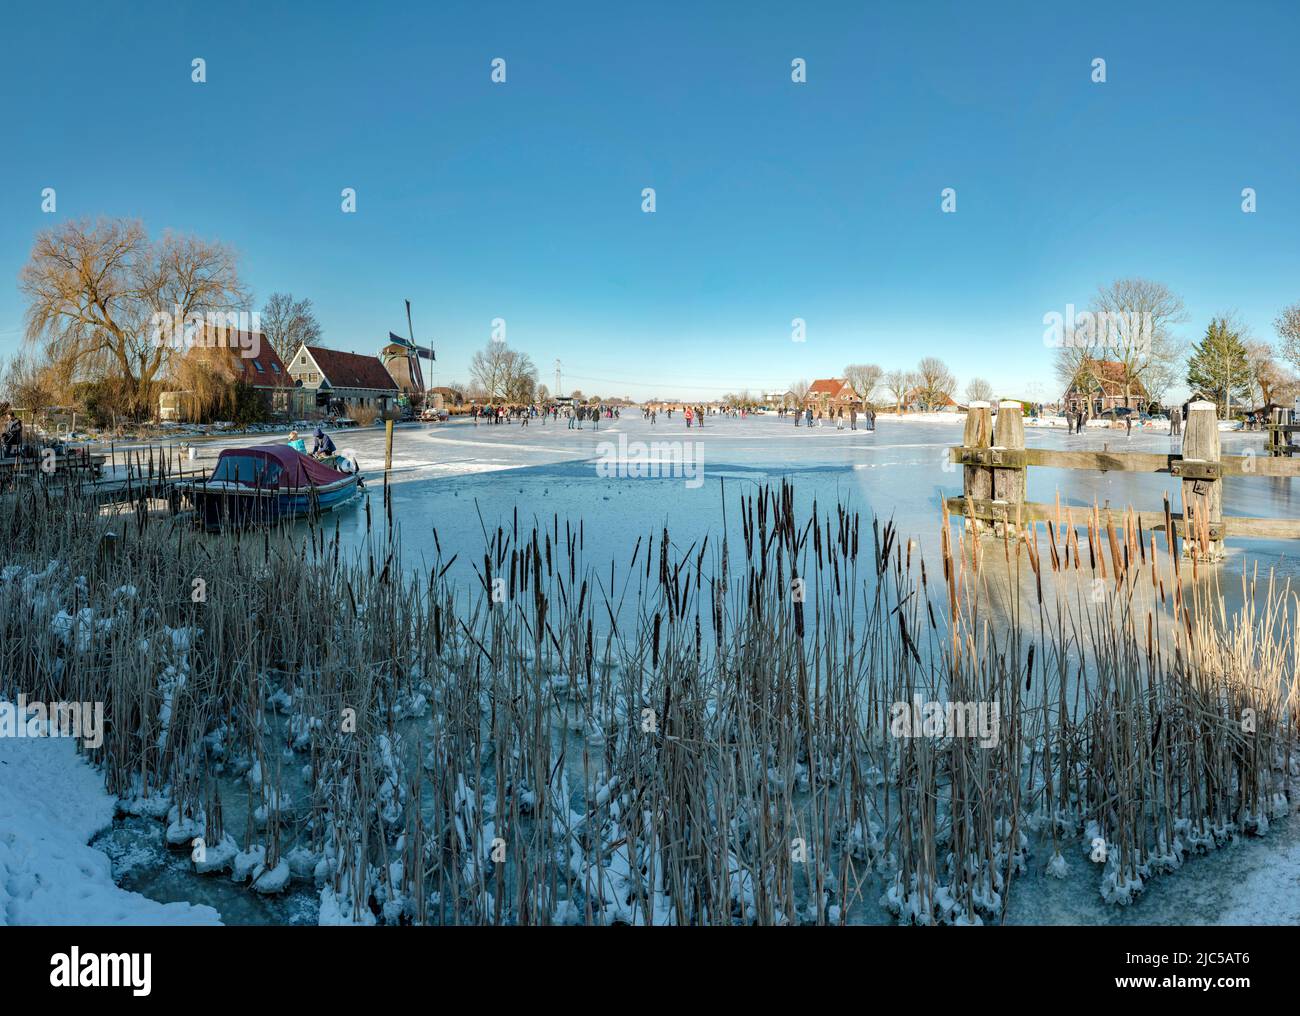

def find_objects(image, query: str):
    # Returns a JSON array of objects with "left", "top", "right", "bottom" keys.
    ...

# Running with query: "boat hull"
[{"left": 174, "top": 475, "right": 361, "bottom": 531}]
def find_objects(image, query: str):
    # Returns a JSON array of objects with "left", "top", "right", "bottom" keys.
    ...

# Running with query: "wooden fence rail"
[{"left": 947, "top": 400, "right": 1300, "bottom": 560}]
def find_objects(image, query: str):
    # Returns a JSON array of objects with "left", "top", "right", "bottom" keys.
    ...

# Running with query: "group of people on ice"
[
  {"left": 782, "top": 404, "right": 876, "bottom": 430},
  {"left": 467, "top": 402, "right": 622, "bottom": 428}
]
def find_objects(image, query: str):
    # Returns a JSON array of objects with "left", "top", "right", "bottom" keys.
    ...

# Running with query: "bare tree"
[
  {"left": 19, "top": 218, "right": 248, "bottom": 417},
  {"left": 842, "top": 363, "right": 883, "bottom": 406},
  {"left": 1089, "top": 278, "right": 1187, "bottom": 407},
  {"left": 506, "top": 353, "right": 539, "bottom": 403},
  {"left": 1053, "top": 343, "right": 1096, "bottom": 400},
  {"left": 1245, "top": 340, "right": 1291, "bottom": 408},
  {"left": 261, "top": 292, "right": 322, "bottom": 361},
  {"left": 1138, "top": 340, "right": 1186, "bottom": 408},
  {"left": 789, "top": 379, "right": 811, "bottom": 406},
  {"left": 914, "top": 357, "right": 956, "bottom": 411},
  {"left": 469, "top": 341, "right": 537, "bottom": 403},
  {"left": 1276, "top": 302, "right": 1300, "bottom": 375},
  {"left": 884, "top": 369, "right": 910, "bottom": 413},
  {"left": 1, "top": 350, "right": 61, "bottom": 415},
  {"left": 965, "top": 377, "right": 994, "bottom": 403}
]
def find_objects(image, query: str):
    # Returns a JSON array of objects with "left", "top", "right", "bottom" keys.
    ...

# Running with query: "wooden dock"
[{"left": 1, "top": 443, "right": 206, "bottom": 510}]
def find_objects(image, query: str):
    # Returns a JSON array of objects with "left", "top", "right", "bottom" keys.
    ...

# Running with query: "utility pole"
[{"left": 555, "top": 359, "right": 562, "bottom": 398}]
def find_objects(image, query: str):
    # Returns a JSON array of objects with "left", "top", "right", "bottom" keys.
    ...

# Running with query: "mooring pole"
[
  {"left": 1269, "top": 405, "right": 1295, "bottom": 457},
  {"left": 384, "top": 418, "right": 394, "bottom": 472},
  {"left": 961, "top": 401, "right": 993, "bottom": 534},
  {"left": 992, "top": 400, "right": 1026, "bottom": 534},
  {"left": 1180, "top": 400, "right": 1223, "bottom": 560}
]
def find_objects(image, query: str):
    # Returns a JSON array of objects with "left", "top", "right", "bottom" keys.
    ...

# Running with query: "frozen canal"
[
  {"left": 151, "top": 412, "right": 1300, "bottom": 584},
  {"left": 81, "top": 412, "right": 1300, "bottom": 925}
]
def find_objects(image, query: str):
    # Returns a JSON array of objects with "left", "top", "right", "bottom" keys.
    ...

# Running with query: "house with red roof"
[
  {"left": 287, "top": 345, "right": 399, "bottom": 414},
  {"left": 160, "top": 329, "right": 301, "bottom": 421},
  {"left": 805, "top": 378, "right": 861, "bottom": 410},
  {"left": 1062, "top": 359, "right": 1149, "bottom": 415}
]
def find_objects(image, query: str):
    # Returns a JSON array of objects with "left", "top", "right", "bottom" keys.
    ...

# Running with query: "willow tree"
[{"left": 19, "top": 218, "right": 249, "bottom": 418}]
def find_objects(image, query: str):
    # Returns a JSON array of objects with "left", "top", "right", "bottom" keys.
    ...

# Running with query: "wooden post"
[
  {"left": 384, "top": 418, "right": 395, "bottom": 471},
  {"left": 1268, "top": 406, "right": 1282, "bottom": 456},
  {"left": 992, "top": 400, "right": 1026, "bottom": 534},
  {"left": 1180, "top": 400, "right": 1222, "bottom": 560},
  {"left": 961, "top": 401, "right": 993, "bottom": 533},
  {"left": 97, "top": 531, "right": 119, "bottom": 570}
]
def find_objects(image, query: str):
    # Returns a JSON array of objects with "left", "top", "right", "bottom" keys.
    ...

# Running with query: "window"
[
  {"left": 253, "top": 360, "right": 265, "bottom": 372},
  {"left": 210, "top": 455, "right": 283, "bottom": 487},
  {"left": 271, "top": 363, "right": 281, "bottom": 373}
]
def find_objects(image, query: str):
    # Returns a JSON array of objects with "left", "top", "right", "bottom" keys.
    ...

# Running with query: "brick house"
[
  {"left": 159, "top": 329, "right": 300, "bottom": 421},
  {"left": 1062, "top": 360, "right": 1149, "bottom": 415},
  {"left": 805, "top": 378, "right": 861, "bottom": 411}
]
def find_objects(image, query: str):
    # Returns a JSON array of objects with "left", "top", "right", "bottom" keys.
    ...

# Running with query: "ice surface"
[{"left": 160, "top": 414, "right": 1298, "bottom": 587}]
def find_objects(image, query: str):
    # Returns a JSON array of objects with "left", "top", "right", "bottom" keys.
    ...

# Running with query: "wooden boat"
[{"left": 172, "top": 445, "right": 362, "bottom": 531}]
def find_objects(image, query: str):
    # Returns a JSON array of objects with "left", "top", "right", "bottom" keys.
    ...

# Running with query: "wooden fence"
[
  {"left": 947, "top": 400, "right": 1300, "bottom": 560},
  {"left": 1266, "top": 406, "right": 1298, "bottom": 457}
]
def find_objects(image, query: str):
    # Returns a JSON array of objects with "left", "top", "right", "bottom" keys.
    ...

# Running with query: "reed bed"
[{"left": 0, "top": 475, "right": 1295, "bottom": 925}]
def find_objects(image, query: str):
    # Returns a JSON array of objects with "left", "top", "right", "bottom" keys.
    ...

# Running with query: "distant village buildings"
[
  {"left": 904, "top": 388, "right": 960, "bottom": 413},
  {"left": 428, "top": 385, "right": 464, "bottom": 408}
]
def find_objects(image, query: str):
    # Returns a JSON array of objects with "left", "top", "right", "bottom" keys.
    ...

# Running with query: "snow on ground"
[{"left": 0, "top": 721, "right": 221, "bottom": 926}]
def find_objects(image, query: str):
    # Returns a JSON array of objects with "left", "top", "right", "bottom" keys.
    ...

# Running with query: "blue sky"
[{"left": 1, "top": 0, "right": 1297, "bottom": 401}]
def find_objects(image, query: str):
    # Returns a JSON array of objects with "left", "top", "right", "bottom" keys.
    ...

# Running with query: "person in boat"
[
  {"left": 286, "top": 430, "right": 307, "bottom": 454},
  {"left": 310, "top": 427, "right": 336, "bottom": 459},
  {"left": 2, "top": 411, "right": 22, "bottom": 459}
]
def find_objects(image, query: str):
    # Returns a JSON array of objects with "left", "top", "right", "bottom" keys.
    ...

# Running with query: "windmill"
[{"left": 381, "top": 300, "right": 435, "bottom": 408}]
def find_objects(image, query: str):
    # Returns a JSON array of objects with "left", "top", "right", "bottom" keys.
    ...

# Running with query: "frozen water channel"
[
  {"left": 143, "top": 412, "right": 1300, "bottom": 584},
  {"left": 85, "top": 412, "right": 1300, "bottom": 925}
]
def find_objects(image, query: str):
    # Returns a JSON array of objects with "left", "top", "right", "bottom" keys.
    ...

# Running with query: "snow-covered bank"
[{"left": 0, "top": 724, "right": 221, "bottom": 926}]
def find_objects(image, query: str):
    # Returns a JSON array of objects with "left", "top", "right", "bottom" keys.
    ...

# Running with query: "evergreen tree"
[{"left": 1186, "top": 317, "right": 1250, "bottom": 416}]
